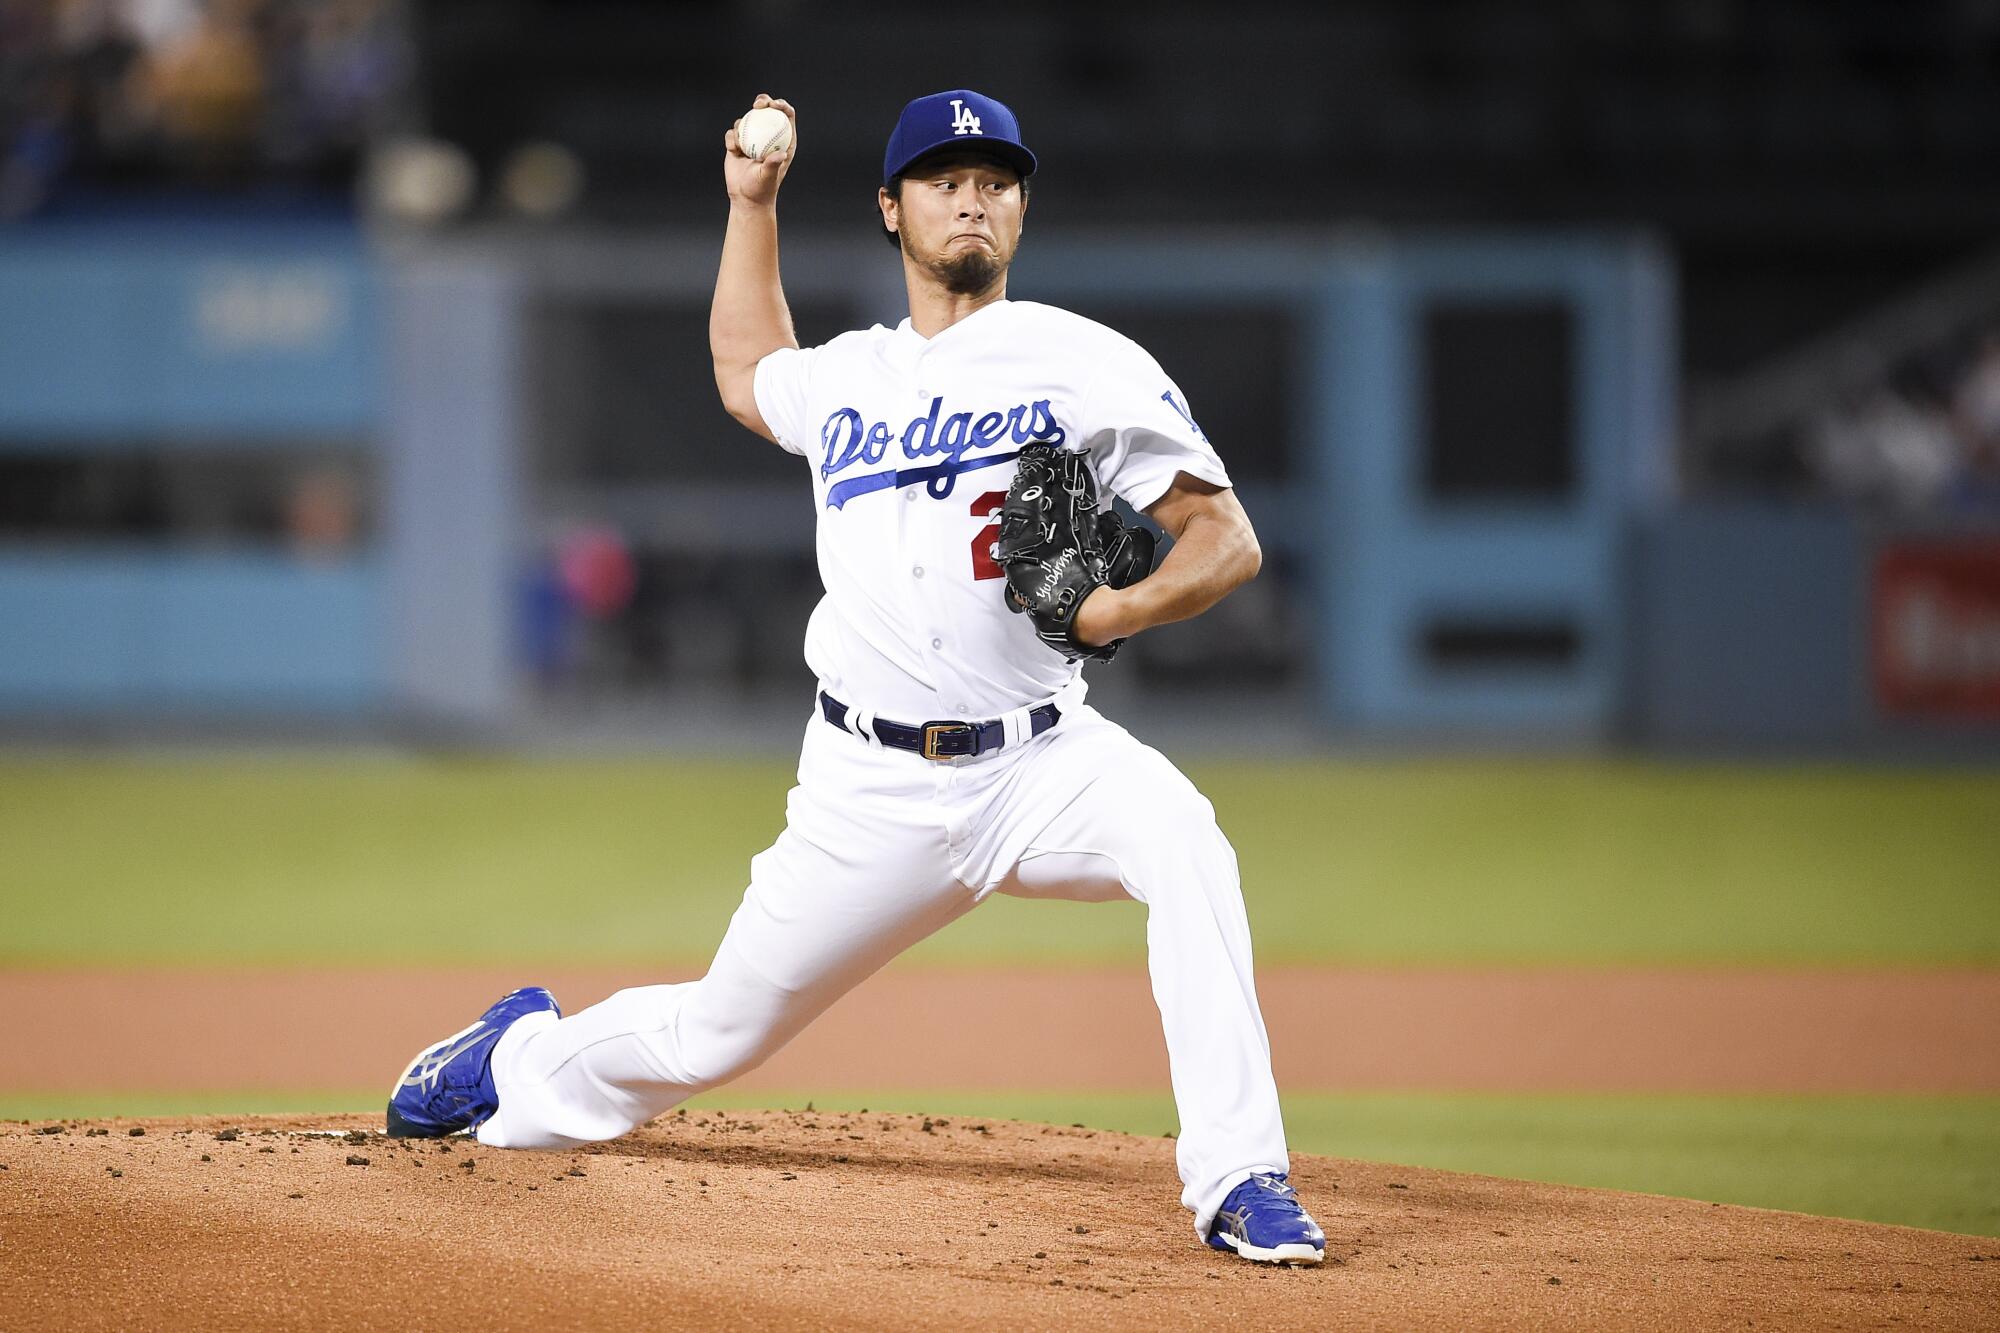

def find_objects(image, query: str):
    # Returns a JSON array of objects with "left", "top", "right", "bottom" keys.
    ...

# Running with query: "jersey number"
[{"left": 969, "top": 491, "right": 1006, "bottom": 581}]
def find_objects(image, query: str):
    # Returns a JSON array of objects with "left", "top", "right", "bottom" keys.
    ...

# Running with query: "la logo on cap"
[{"left": 950, "top": 98, "right": 984, "bottom": 136}]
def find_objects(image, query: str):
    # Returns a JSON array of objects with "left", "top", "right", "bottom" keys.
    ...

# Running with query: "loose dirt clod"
[
  {"left": 345, "top": 1155, "right": 369, "bottom": 1167},
  {"left": 128, "top": 1127, "right": 145, "bottom": 1137},
  {"left": 213, "top": 1129, "right": 239, "bottom": 1142}
]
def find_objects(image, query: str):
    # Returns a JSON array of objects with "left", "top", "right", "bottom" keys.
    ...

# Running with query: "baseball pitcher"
[{"left": 387, "top": 88, "right": 1324, "bottom": 1265}]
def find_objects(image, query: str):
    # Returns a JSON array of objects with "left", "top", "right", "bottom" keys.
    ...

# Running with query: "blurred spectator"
[
  {"left": 557, "top": 526, "right": 638, "bottom": 622},
  {"left": 55, "top": 1, "right": 150, "bottom": 172},
  {"left": 1952, "top": 333, "right": 2000, "bottom": 460},
  {"left": 0, "top": 3, "right": 65, "bottom": 217},
  {"left": 141, "top": 0, "right": 265, "bottom": 177},
  {"left": 0, "top": 0, "right": 408, "bottom": 216},
  {"left": 1787, "top": 326, "right": 2000, "bottom": 513},
  {"left": 285, "top": 464, "right": 359, "bottom": 560},
  {"left": 1808, "top": 387, "right": 1961, "bottom": 512},
  {"left": 524, "top": 526, "right": 641, "bottom": 689},
  {"left": 1948, "top": 333, "right": 2000, "bottom": 508},
  {"left": 269, "top": 0, "right": 405, "bottom": 171}
]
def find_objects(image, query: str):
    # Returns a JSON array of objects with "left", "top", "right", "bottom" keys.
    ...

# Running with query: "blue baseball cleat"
[
  {"left": 1206, "top": 1172, "right": 1326, "bottom": 1265},
  {"left": 385, "top": 987, "right": 560, "bottom": 1138}
]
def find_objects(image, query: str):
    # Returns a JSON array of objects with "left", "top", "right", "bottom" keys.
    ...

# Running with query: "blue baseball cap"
[{"left": 883, "top": 89, "right": 1037, "bottom": 185}]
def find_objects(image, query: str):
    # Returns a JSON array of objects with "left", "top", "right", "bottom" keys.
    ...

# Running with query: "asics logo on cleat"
[{"left": 400, "top": 1028, "right": 492, "bottom": 1091}]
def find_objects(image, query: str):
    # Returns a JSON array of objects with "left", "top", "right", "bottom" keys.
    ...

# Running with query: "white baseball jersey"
[
  {"left": 753, "top": 299, "right": 1231, "bottom": 720},
  {"left": 474, "top": 297, "right": 1292, "bottom": 1246}
]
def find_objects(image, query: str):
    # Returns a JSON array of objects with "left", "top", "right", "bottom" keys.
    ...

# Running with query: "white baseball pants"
[{"left": 476, "top": 701, "right": 1290, "bottom": 1236}]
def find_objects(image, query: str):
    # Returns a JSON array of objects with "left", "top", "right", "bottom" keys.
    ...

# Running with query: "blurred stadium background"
[{"left": 2, "top": 0, "right": 1996, "bottom": 1237}]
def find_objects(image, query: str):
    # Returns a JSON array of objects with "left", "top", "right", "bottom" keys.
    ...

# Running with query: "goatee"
[{"left": 919, "top": 245, "right": 1004, "bottom": 297}]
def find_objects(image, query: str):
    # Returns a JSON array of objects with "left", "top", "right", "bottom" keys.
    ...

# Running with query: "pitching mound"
[{"left": 4, "top": 1111, "right": 1994, "bottom": 1330}]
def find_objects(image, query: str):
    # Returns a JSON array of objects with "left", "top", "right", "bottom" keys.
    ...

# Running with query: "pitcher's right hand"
[{"left": 724, "top": 93, "right": 797, "bottom": 208}]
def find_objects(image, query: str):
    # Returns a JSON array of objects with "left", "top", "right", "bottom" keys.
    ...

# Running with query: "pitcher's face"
[{"left": 881, "top": 154, "right": 1027, "bottom": 296}]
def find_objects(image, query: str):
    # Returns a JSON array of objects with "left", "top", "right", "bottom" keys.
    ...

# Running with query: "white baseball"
[{"left": 736, "top": 106, "right": 793, "bottom": 162}]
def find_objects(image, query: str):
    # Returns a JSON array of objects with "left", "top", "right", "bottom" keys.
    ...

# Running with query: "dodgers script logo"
[
  {"left": 819, "top": 396, "right": 1066, "bottom": 508},
  {"left": 950, "top": 99, "right": 983, "bottom": 136}
]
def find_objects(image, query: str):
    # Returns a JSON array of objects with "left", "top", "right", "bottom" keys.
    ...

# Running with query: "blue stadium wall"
[
  {"left": 1, "top": 221, "right": 1992, "bottom": 754},
  {"left": 0, "top": 222, "right": 386, "bottom": 716}
]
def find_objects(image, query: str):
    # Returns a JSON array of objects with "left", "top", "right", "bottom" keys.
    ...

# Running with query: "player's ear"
[{"left": 878, "top": 185, "right": 898, "bottom": 236}]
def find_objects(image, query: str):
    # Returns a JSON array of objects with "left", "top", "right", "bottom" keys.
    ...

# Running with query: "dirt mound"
[{"left": 3, "top": 1111, "right": 1994, "bottom": 1330}]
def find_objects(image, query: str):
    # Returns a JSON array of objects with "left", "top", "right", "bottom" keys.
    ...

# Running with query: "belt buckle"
[{"left": 920, "top": 721, "right": 977, "bottom": 761}]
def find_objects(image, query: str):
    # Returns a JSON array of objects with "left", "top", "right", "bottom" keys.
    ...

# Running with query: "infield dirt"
[
  {"left": 10, "top": 966, "right": 1999, "bottom": 1095},
  {"left": 5, "top": 1112, "right": 1996, "bottom": 1331}
]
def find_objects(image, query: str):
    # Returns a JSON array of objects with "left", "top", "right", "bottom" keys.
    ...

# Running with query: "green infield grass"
[
  {"left": 3, "top": 755, "right": 1997, "bottom": 966},
  {"left": 6, "top": 1090, "right": 1994, "bottom": 1238}
]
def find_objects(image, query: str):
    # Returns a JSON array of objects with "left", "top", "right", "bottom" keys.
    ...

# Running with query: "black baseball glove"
[{"left": 992, "top": 444, "right": 1157, "bottom": 662}]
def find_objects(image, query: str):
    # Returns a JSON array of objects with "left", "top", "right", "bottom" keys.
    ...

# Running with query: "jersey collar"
[{"left": 896, "top": 298, "right": 1013, "bottom": 348}]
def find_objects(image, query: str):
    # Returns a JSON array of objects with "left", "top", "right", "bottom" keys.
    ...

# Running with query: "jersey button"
[
  {"left": 912, "top": 565, "right": 924, "bottom": 578},
  {"left": 904, "top": 490, "right": 916, "bottom": 503},
  {"left": 931, "top": 638, "right": 943, "bottom": 650}
]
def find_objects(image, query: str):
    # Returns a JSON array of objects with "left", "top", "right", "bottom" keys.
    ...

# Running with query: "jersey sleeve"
[
  {"left": 1077, "top": 339, "right": 1233, "bottom": 512},
  {"left": 751, "top": 344, "right": 820, "bottom": 458}
]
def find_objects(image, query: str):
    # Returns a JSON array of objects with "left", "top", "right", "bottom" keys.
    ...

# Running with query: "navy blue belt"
[{"left": 818, "top": 691, "right": 1061, "bottom": 760}]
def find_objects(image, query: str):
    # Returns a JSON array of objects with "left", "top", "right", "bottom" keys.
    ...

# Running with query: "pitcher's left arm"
[{"left": 1072, "top": 473, "right": 1261, "bottom": 647}]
